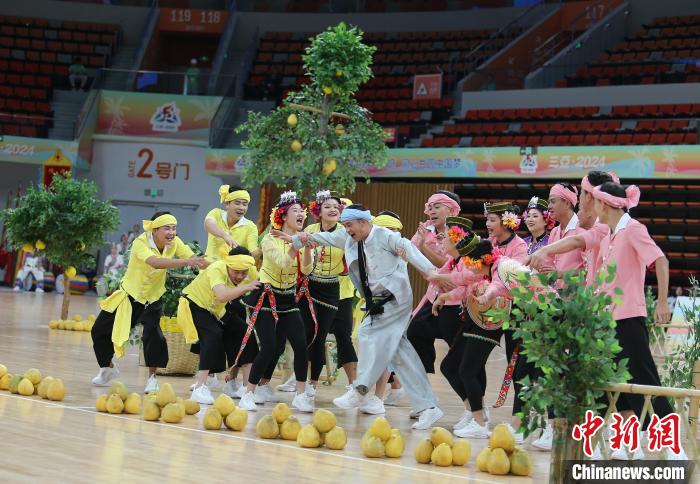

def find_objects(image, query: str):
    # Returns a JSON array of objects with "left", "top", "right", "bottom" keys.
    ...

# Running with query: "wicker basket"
[{"left": 139, "top": 316, "right": 199, "bottom": 376}]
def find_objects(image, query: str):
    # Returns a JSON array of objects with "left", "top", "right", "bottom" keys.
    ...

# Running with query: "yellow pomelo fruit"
[
  {"left": 385, "top": 430, "right": 405, "bottom": 458},
  {"left": 124, "top": 393, "right": 142, "bottom": 414},
  {"left": 362, "top": 435, "right": 385, "bottom": 458},
  {"left": 322, "top": 86, "right": 333, "bottom": 95},
  {"left": 451, "top": 439, "right": 471, "bottom": 466},
  {"left": 143, "top": 401, "right": 161, "bottom": 421},
  {"left": 509, "top": 448, "right": 532, "bottom": 476},
  {"left": 476, "top": 447, "right": 492, "bottom": 472},
  {"left": 272, "top": 402, "right": 292, "bottom": 424},
  {"left": 334, "top": 124, "right": 345, "bottom": 135},
  {"left": 144, "top": 393, "right": 158, "bottom": 404},
  {"left": 325, "top": 426, "right": 347, "bottom": 450},
  {"left": 414, "top": 437, "right": 434, "bottom": 464},
  {"left": 287, "top": 114, "right": 298, "bottom": 127},
  {"left": 369, "top": 416, "right": 392, "bottom": 442},
  {"left": 72, "top": 314, "right": 83, "bottom": 322},
  {"left": 18, "top": 378, "right": 34, "bottom": 396},
  {"left": 225, "top": 408, "right": 248, "bottom": 431},
  {"left": 9, "top": 374, "right": 23, "bottom": 394},
  {"left": 291, "top": 140, "right": 302, "bottom": 152},
  {"left": 48, "top": 320, "right": 59, "bottom": 329},
  {"left": 0, "top": 364, "right": 6, "bottom": 378},
  {"left": 22, "top": 243, "right": 34, "bottom": 252},
  {"left": 65, "top": 322, "right": 76, "bottom": 331},
  {"left": 108, "top": 381, "right": 128, "bottom": 401},
  {"left": 73, "top": 322, "right": 84, "bottom": 331},
  {"left": 313, "top": 408, "right": 336, "bottom": 433},
  {"left": 203, "top": 408, "right": 223, "bottom": 430},
  {"left": 88, "top": 314, "right": 96, "bottom": 321},
  {"left": 184, "top": 399, "right": 200, "bottom": 415},
  {"left": 335, "top": 70, "right": 342, "bottom": 77},
  {"left": 322, "top": 159, "right": 337, "bottom": 175},
  {"left": 280, "top": 416, "right": 302, "bottom": 441},
  {"left": 23, "top": 368, "right": 41, "bottom": 386},
  {"left": 106, "top": 393, "right": 124, "bottom": 414},
  {"left": 213, "top": 393, "right": 236, "bottom": 417},
  {"left": 96, "top": 394, "right": 109, "bottom": 412},
  {"left": 161, "top": 403, "right": 183, "bottom": 423},
  {"left": 57, "top": 321, "right": 66, "bottom": 330},
  {"left": 65, "top": 267, "right": 77, "bottom": 279},
  {"left": 156, "top": 382, "right": 176, "bottom": 407},
  {"left": 487, "top": 448, "right": 510, "bottom": 475},
  {"left": 37, "top": 376, "right": 55, "bottom": 399},
  {"left": 35, "top": 240, "right": 46, "bottom": 250},
  {"left": 489, "top": 423, "right": 516, "bottom": 453},
  {"left": 256, "top": 414, "right": 279, "bottom": 439},
  {"left": 430, "top": 426, "right": 453, "bottom": 447},
  {"left": 431, "top": 442, "right": 453, "bottom": 467},
  {"left": 297, "top": 424, "right": 322, "bottom": 448},
  {"left": 0, "top": 373, "right": 13, "bottom": 390}
]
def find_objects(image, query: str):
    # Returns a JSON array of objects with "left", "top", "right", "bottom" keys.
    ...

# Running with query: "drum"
[
  {"left": 43, "top": 272, "right": 55, "bottom": 292},
  {"left": 69, "top": 274, "right": 89, "bottom": 295}
]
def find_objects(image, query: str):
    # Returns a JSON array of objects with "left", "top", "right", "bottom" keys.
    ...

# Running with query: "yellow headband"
[
  {"left": 372, "top": 214, "right": 403, "bottom": 231},
  {"left": 219, "top": 185, "right": 251, "bottom": 204},
  {"left": 340, "top": 198, "right": 353, "bottom": 206},
  {"left": 224, "top": 254, "right": 256, "bottom": 271},
  {"left": 142, "top": 214, "right": 177, "bottom": 232}
]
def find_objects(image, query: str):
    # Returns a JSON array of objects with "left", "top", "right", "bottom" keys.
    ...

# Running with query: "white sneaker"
[
  {"left": 221, "top": 379, "right": 241, "bottom": 398},
  {"left": 333, "top": 388, "right": 366, "bottom": 409},
  {"left": 611, "top": 446, "right": 645, "bottom": 460},
  {"left": 360, "top": 395, "right": 386, "bottom": 415},
  {"left": 666, "top": 445, "right": 687, "bottom": 460},
  {"left": 234, "top": 385, "right": 247, "bottom": 399},
  {"left": 35, "top": 287, "right": 44, "bottom": 293},
  {"left": 189, "top": 374, "right": 220, "bottom": 391},
  {"left": 409, "top": 409, "right": 424, "bottom": 419},
  {"left": 191, "top": 384, "right": 215, "bottom": 405},
  {"left": 144, "top": 375, "right": 159, "bottom": 394},
  {"left": 91, "top": 366, "right": 120, "bottom": 386},
  {"left": 453, "top": 410, "right": 473, "bottom": 431},
  {"left": 255, "top": 383, "right": 278, "bottom": 403},
  {"left": 532, "top": 424, "right": 553, "bottom": 451},
  {"left": 277, "top": 375, "right": 296, "bottom": 392},
  {"left": 291, "top": 392, "right": 314, "bottom": 413},
  {"left": 345, "top": 384, "right": 353, "bottom": 391},
  {"left": 412, "top": 407, "right": 444, "bottom": 430},
  {"left": 384, "top": 387, "right": 406, "bottom": 406},
  {"left": 506, "top": 424, "right": 524, "bottom": 444},
  {"left": 238, "top": 391, "right": 258, "bottom": 411},
  {"left": 305, "top": 381, "right": 316, "bottom": 398},
  {"left": 455, "top": 419, "right": 491, "bottom": 438},
  {"left": 13, "top": 286, "right": 20, "bottom": 291}
]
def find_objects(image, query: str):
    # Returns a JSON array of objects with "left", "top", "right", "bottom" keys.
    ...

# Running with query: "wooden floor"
[{"left": 0, "top": 291, "right": 550, "bottom": 483}]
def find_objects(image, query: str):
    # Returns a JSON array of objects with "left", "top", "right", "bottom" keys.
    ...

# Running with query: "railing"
[
  {"left": 126, "top": 0, "right": 160, "bottom": 91},
  {"left": 96, "top": 68, "right": 236, "bottom": 95},
  {"left": 0, "top": 112, "right": 60, "bottom": 140},
  {"left": 74, "top": 70, "right": 104, "bottom": 140}
]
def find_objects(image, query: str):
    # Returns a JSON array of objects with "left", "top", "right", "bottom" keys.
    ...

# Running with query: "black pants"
[
  {"left": 189, "top": 303, "right": 226, "bottom": 373},
  {"left": 614, "top": 316, "right": 673, "bottom": 422},
  {"left": 222, "top": 299, "right": 258, "bottom": 367},
  {"left": 512, "top": 342, "right": 554, "bottom": 418},
  {"left": 300, "top": 300, "right": 337, "bottom": 381},
  {"left": 248, "top": 309, "right": 308, "bottom": 385},
  {"left": 91, "top": 297, "right": 168, "bottom": 368},
  {"left": 407, "top": 302, "right": 463, "bottom": 374},
  {"left": 330, "top": 298, "right": 358, "bottom": 367},
  {"left": 440, "top": 325, "right": 498, "bottom": 412}
]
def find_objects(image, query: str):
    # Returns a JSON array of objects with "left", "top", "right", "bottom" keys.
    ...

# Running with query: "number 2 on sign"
[{"left": 128, "top": 148, "right": 190, "bottom": 181}]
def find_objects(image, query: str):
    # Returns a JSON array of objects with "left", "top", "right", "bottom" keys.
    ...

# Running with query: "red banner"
[{"left": 413, "top": 74, "right": 442, "bottom": 100}]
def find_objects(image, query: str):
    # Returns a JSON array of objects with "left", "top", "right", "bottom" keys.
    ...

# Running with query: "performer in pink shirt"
[
  {"left": 408, "top": 216, "right": 473, "bottom": 375},
  {"left": 547, "top": 182, "right": 585, "bottom": 275},
  {"left": 411, "top": 190, "right": 462, "bottom": 267}
]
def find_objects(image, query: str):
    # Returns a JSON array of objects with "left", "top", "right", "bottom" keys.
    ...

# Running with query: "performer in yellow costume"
[
  {"left": 177, "top": 248, "right": 260, "bottom": 404},
  {"left": 91, "top": 212, "right": 207, "bottom": 393},
  {"left": 204, "top": 185, "right": 260, "bottom": 262}
]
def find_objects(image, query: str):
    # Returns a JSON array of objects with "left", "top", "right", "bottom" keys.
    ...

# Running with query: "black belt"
[{"left": 364, "top": 293, "right": 395, "bottom": 316}]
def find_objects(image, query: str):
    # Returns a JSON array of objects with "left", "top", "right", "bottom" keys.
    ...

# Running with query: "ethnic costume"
[
  {"left": 91, "top": 214, "right": 193, "bottom": 384},
  {"left": 204, "top": 186, "right": 258, "bottom": 262},
  {"left": 547, "top": 184, "right": 585, "bottom": 275},
  {"left": 407, "top": 217, "right": 474, "bottom": 374},
  {"left": 292, "top": 207, "right": 443, "bottom": 429}
]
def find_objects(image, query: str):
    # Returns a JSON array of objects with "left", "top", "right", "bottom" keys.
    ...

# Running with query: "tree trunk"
[
  {"left": 550, "top": 417, "right": 584, "bottom": 484},
  {"left": 60, "top": 276, "right": 71, "bottom": 320}
]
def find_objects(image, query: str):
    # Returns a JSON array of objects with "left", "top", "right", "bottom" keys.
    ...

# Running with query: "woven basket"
[{"left": 139, "top": 316, "right": 199, "bottom": 376}]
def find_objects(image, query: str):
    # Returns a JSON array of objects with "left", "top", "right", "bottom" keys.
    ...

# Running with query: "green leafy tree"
[
  {"left": 1, "top": 173, "right": 120, "bottom": 319},
  {"left": 491, "top": 266, "right": 629, "bottom": 484},
  {"left": 236, "top": 22, "right": 388, "bottom": 199},
  {"left": 663, "top": 277, "right": 700, "bottom": 389}
]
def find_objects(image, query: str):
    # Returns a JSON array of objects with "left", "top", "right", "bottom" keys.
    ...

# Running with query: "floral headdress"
[
  {"left": 308, "top": 190, "right": 342, "bottom": 219},
  {"left": 269, "top": 191, "right": 305, "bottom": 230},
  {"left": 484, "top": 201, "right": 520, "bottom": 231},
  {"left": 523, "top": 196, "right": 555, "bottom": 230},
  {"left": 461, "top": 237, "right": 503, "bottom": 270},
  {"left": 445, "top": 216, "right": 475, "bottom": 256}
]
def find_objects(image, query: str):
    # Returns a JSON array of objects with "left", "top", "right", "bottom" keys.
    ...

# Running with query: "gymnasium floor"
[{"left": 0, "top": 291, "right": 549, "bottom": 483}]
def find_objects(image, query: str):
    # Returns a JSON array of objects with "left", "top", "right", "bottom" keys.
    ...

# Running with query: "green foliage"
[
  {"left": 490, "top": 264, "right": 630, "bottom": 436},
  {"left": 645, "top": 285, "right": 666, "bottom": 350},
  {"left": 663, "top": 277, "right": 700, "bottom": 389},
  {"left": 1, "top": 173, "right": 120, "bottom": 270},
  {"left": 236, "top": 23, "right": 387, "bottom": 199}
]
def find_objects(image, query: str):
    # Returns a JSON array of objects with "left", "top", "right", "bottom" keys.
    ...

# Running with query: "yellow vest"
[
  {"left": 259, "top": 233, "right": 312, "bottom": 289},
  {"left": 182, "top": 260, "right": 257, "bottom": 319},
  {"left": 204, "top": 208, "right": 259, "bottom": 262}
]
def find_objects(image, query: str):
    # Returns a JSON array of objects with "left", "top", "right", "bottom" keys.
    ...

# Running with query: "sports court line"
[{"left": 0, "top": 392, "right": 506, "bottom": 483}]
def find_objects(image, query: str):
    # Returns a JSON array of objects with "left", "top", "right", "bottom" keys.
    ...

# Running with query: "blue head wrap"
[{"left": 339, "top": 208, "right": 372, "bottom": 222}]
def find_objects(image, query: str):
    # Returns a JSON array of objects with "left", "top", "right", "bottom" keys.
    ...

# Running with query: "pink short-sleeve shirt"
[{"left": 548, "top": 213, "right": 586, "bottom": 274}]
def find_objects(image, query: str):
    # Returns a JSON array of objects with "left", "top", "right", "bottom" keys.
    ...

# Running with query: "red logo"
[{"left": 572, "top": 410, "right": 604, "bottom": 457}]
